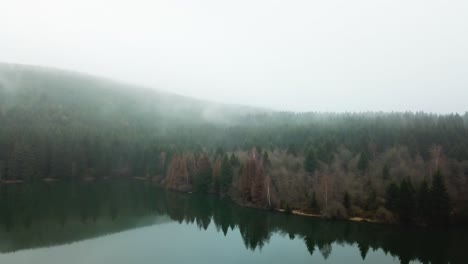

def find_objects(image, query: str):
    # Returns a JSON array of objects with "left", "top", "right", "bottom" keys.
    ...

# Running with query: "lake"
[{"left": 0, "top": 181, "right": 466, "bottom": 264}]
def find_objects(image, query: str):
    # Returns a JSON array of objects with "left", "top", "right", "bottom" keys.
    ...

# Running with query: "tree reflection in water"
[{"left": 0, "top": 181, "right": 466, "bottom": 264}]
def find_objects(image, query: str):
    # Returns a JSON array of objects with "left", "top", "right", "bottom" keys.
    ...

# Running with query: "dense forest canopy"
[{"left": 1, "top": 63, "right": 468, "bottom": 225}]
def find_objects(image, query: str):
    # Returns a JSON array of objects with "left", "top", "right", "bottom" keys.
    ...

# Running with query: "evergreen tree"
[
  {"left": 382, "top": 164, "right": 390, "bottom": 180},
  {"left": 430, "top": 170, "right": 451, "bottom": 225},
  {"left": 357, "top": 151, "right": 370, "bottom": 173},
  {"left": 398, "top": 178, "right": 416, "bottom": 224},
  {"left": 262, "top": 151, "right": 271, "bottom": 168},
  {"left": 417, "top": 179, "right": 431, "bottom": 222},
  {"left": 385, "top": 183, "right": 399, "bottom": 213},
  {"left": 0, "top": 160, "right": 3, "bottom": 180},
  {"left": 343, "top": 192, "right": 351, "bottom": 211},
  {"left": 358, "top": 242, "right": 369, "bottom": 260},
  {"left": 310, "top": 191, "right": 319, "bottom": 213},
  {"left": 365, "top": 186, "right": 378, "bottom": 211},
  {"left": 215, "top": 147, "right": 225, "bottom": 157},
  {"left": 220, "top": 155, "right": 233, "bottom": 193},
  {"left": 287, "top": 144, "right": 298, "bottom": 157},
  {"left": 304, "top": 236, "right": 316, "bottom": 256},
  {"left": 193, "top": 155, "right": 212, "bottom": 193},
  {"left": 230, "top": 153, "right": 240, "bottom": 167},
  {"left": 305, "top": 149, "right": 318, "bottom": 173}
]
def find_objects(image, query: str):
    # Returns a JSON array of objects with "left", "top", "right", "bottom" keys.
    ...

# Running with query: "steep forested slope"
[{"left": 1, "top": 63, "right": 468, "bottom": 225}]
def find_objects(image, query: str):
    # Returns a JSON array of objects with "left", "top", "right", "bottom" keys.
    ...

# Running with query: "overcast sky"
[{"left": 1, "top": 0, "right": 467, "bottom": 113}]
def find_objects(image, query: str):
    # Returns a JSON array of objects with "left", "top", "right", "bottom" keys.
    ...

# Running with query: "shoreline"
[
  {"left": 273, "top": 208, "right": 379, "bottom": 225},
  {"left": 0, "top": 178, "right": 395, "bottom": 226}
]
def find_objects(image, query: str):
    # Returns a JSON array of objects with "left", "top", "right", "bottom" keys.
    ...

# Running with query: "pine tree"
[
  {"left": 220, "top": 155, "right": 233, "bottom": 193},
  {"left": 262, "top": 151, "right": 271, "bottom": 168},
  {"left": 382, "top": 164, "right": 390, "bottom": 180},
  {"left": 193, "top": 154, "right": 212, "bottom": 193},
  {"left": 358, "top": 242, "right": 369, "bottom": 260},
  {"left": 287, "top": 144, "right": 298, "bottom": 157},
  {"left": 398, "top": 178, "right": 416, "bottom": 224},
  {"left": 229, "top": 153, "right": 240, "bottom": 167},
  {"left": 417, "top": 179, "right": 431, "bottom": 222},
  {"left": 7, "top": 142, "right": 36, "bottom": 181},
  {"left": 310, "top": 191, "right": 319, "bottom": 213},
  {"left": 0, "top": 160, "right": 4, "bottom": 180},
  {"left": 430, "top": 170, "right": 451, "bottom": 225},
  {"left": 357, "top": 151, "right": 369, "bottom": 173},
  {"left": 304, "top": 236, "right": 316, "bottom": 256},
  {"left": 385, "top": 183, "right": 399, "bottom": 213},
  {"left": 305, "top": 149, "right": 318, "bottom": 173},
  {"left": 343, "top": 192, "right": 351, "bottom": 211}
]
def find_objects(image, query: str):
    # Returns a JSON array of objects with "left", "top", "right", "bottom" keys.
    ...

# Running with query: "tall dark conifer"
[
  {"left": 417, "top": 179, "right": 431, "bottom": 222},
  {"left": 398, "top": 178, "right": 416, "bottom": 224},
  {"left": 430, "top": 170, "right": 451, "bottom": 225}
]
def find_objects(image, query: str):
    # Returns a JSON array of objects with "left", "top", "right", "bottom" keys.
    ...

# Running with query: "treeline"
[
  {"left": 385, "top": 171, "right": 451, "bottom": 225},
  {"left": 1, "top": 65, "right": 468, "bottom": 225}
]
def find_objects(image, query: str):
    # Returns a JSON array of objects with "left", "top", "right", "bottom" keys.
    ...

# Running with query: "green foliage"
[
  {"left": 417, "top": 179, "right": 431, "bottom": 221},
  {"left": 220, "top": 155, "right": 233, "bottom": 193},
  {"left": 310, "top": 191, "right": 319, "bottom": 213},
  {"left": 193, "top": 168, "right": 212, "bottom": 193},
  {"left": 230, "top": 154, "right": 240, "bottom": 167},
  {"left": 0, "top": 64, "right": 466, "bottom": 226},
  {"left": 343, "top": 192, "right": 351, "bottom": 211},
  {"left": 384, "top": 174, "right": 451, "bottom": 225},
  {"left": 315, "top": 139, "right": 336, "bottom": 163},
  {"left": 287, "top": 144, "right": 298, "bottom": 157},
  {"left": 262, "top": 151, "right": 271, "bottom": 168},
  {"left": 357, "top": 151, "right": 370, "bottom": 173},
  {"left": 305, "top": 149, "right": 318, "bottom": 173},
  {"left": 398, "top": 178, "right": 416, "bottom": 224},
  {"left": 382, "top": 164, "right": 390, "bottom": 180},
  {"left": 430, "top": 171, "right": 451, "bottom": 225},
  {"left": 385, "top": 183, "right": 399, "bottom": 213}
]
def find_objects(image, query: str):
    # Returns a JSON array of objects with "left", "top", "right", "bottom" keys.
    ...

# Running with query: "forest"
[{"left": 1, "top": 64, "right": 468, "bottom": 225}]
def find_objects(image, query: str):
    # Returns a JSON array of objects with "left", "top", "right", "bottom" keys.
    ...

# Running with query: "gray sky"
[{"left": 1, "top": 0, "right": 467, "bottom": 113}]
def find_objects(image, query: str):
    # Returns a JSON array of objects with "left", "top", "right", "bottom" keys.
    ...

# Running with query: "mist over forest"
[
  {"left": 2, "top": 0, "right": 468, "bottom": 262},
  {"left": 1, "top": 63, "right": 467, "bottom": 227}
]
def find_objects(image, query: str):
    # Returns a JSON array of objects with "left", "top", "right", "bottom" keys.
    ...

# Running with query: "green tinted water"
[{"left": 0, "top": 181, "right": 466, "bottom": 263}]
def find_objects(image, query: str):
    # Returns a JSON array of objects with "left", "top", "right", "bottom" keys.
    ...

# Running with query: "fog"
[{"left": 1, "top": 0, "right": 467, "bottom": 113}]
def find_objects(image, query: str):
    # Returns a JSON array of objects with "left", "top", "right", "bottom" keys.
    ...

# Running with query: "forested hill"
[
  {"left": 0, "top": 63, "right": 263, "bottom": 129},
  {"left": 1, "top": 63, "right": 468, "bottom": 226}
]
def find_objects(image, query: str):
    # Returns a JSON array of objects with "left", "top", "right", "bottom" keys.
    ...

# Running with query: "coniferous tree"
[
  {"left": 193, "top": 155, "right": 212, "bottom": 193},
  {"left": 385, "top": 183, "right": 400, "bottom": 213},
  {"left": 262, "top": 151, "right": 271, "bottom": 168},
  {"left": 417, "top": 179, "right": 431, "bottom": 223},
  {"left": 310, "top": 191, "right": 319, "bottom": 213},
  {"left": 229, "top": 153, "right": 240, "bottom": 167},
  {"left": 358, "top": 242, "right": 369, "bottom": 260},
  {"left": 343, "top": 192, "right": 351, "bottom": 211},
  {"left": 287, "top": 144, "right": 298, "bottom": 157},
  {"left": 0, "top": 160, "right": 4, "bottom": 180},
  {"left": 382, "top": 164, "right": 390, "bottom": 180},
  {"left": 430, "top": 170, "right": 451, "bottom": 225},
  {"left": 220, "top": 155, "right": 233, "bottom": 193},
  {"left": 305, "top": 149, "right": 318, "bottom": 173},
  {"left": 398, "top": 178, "right": 416, "bottom": 224},
  {"left": 358, "top": 151, "right": 369, "bottom": 174}
]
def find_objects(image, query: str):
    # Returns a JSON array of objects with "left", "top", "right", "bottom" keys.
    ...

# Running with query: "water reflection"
[{"left": 0, "top": 181, "right": 466, "bottom": 264}]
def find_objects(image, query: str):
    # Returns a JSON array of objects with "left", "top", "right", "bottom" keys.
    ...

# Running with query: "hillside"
[
  {"left": 1, "top": 63, "right": 468, "bottom": 226},
  {"left": 0, "top": 63, "right": 263, "bottom": 126}
]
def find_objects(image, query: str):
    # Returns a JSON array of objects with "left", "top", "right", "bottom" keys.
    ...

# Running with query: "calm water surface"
[{"left": 0, "top": 181, "right": 466, "bottom": 264}]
